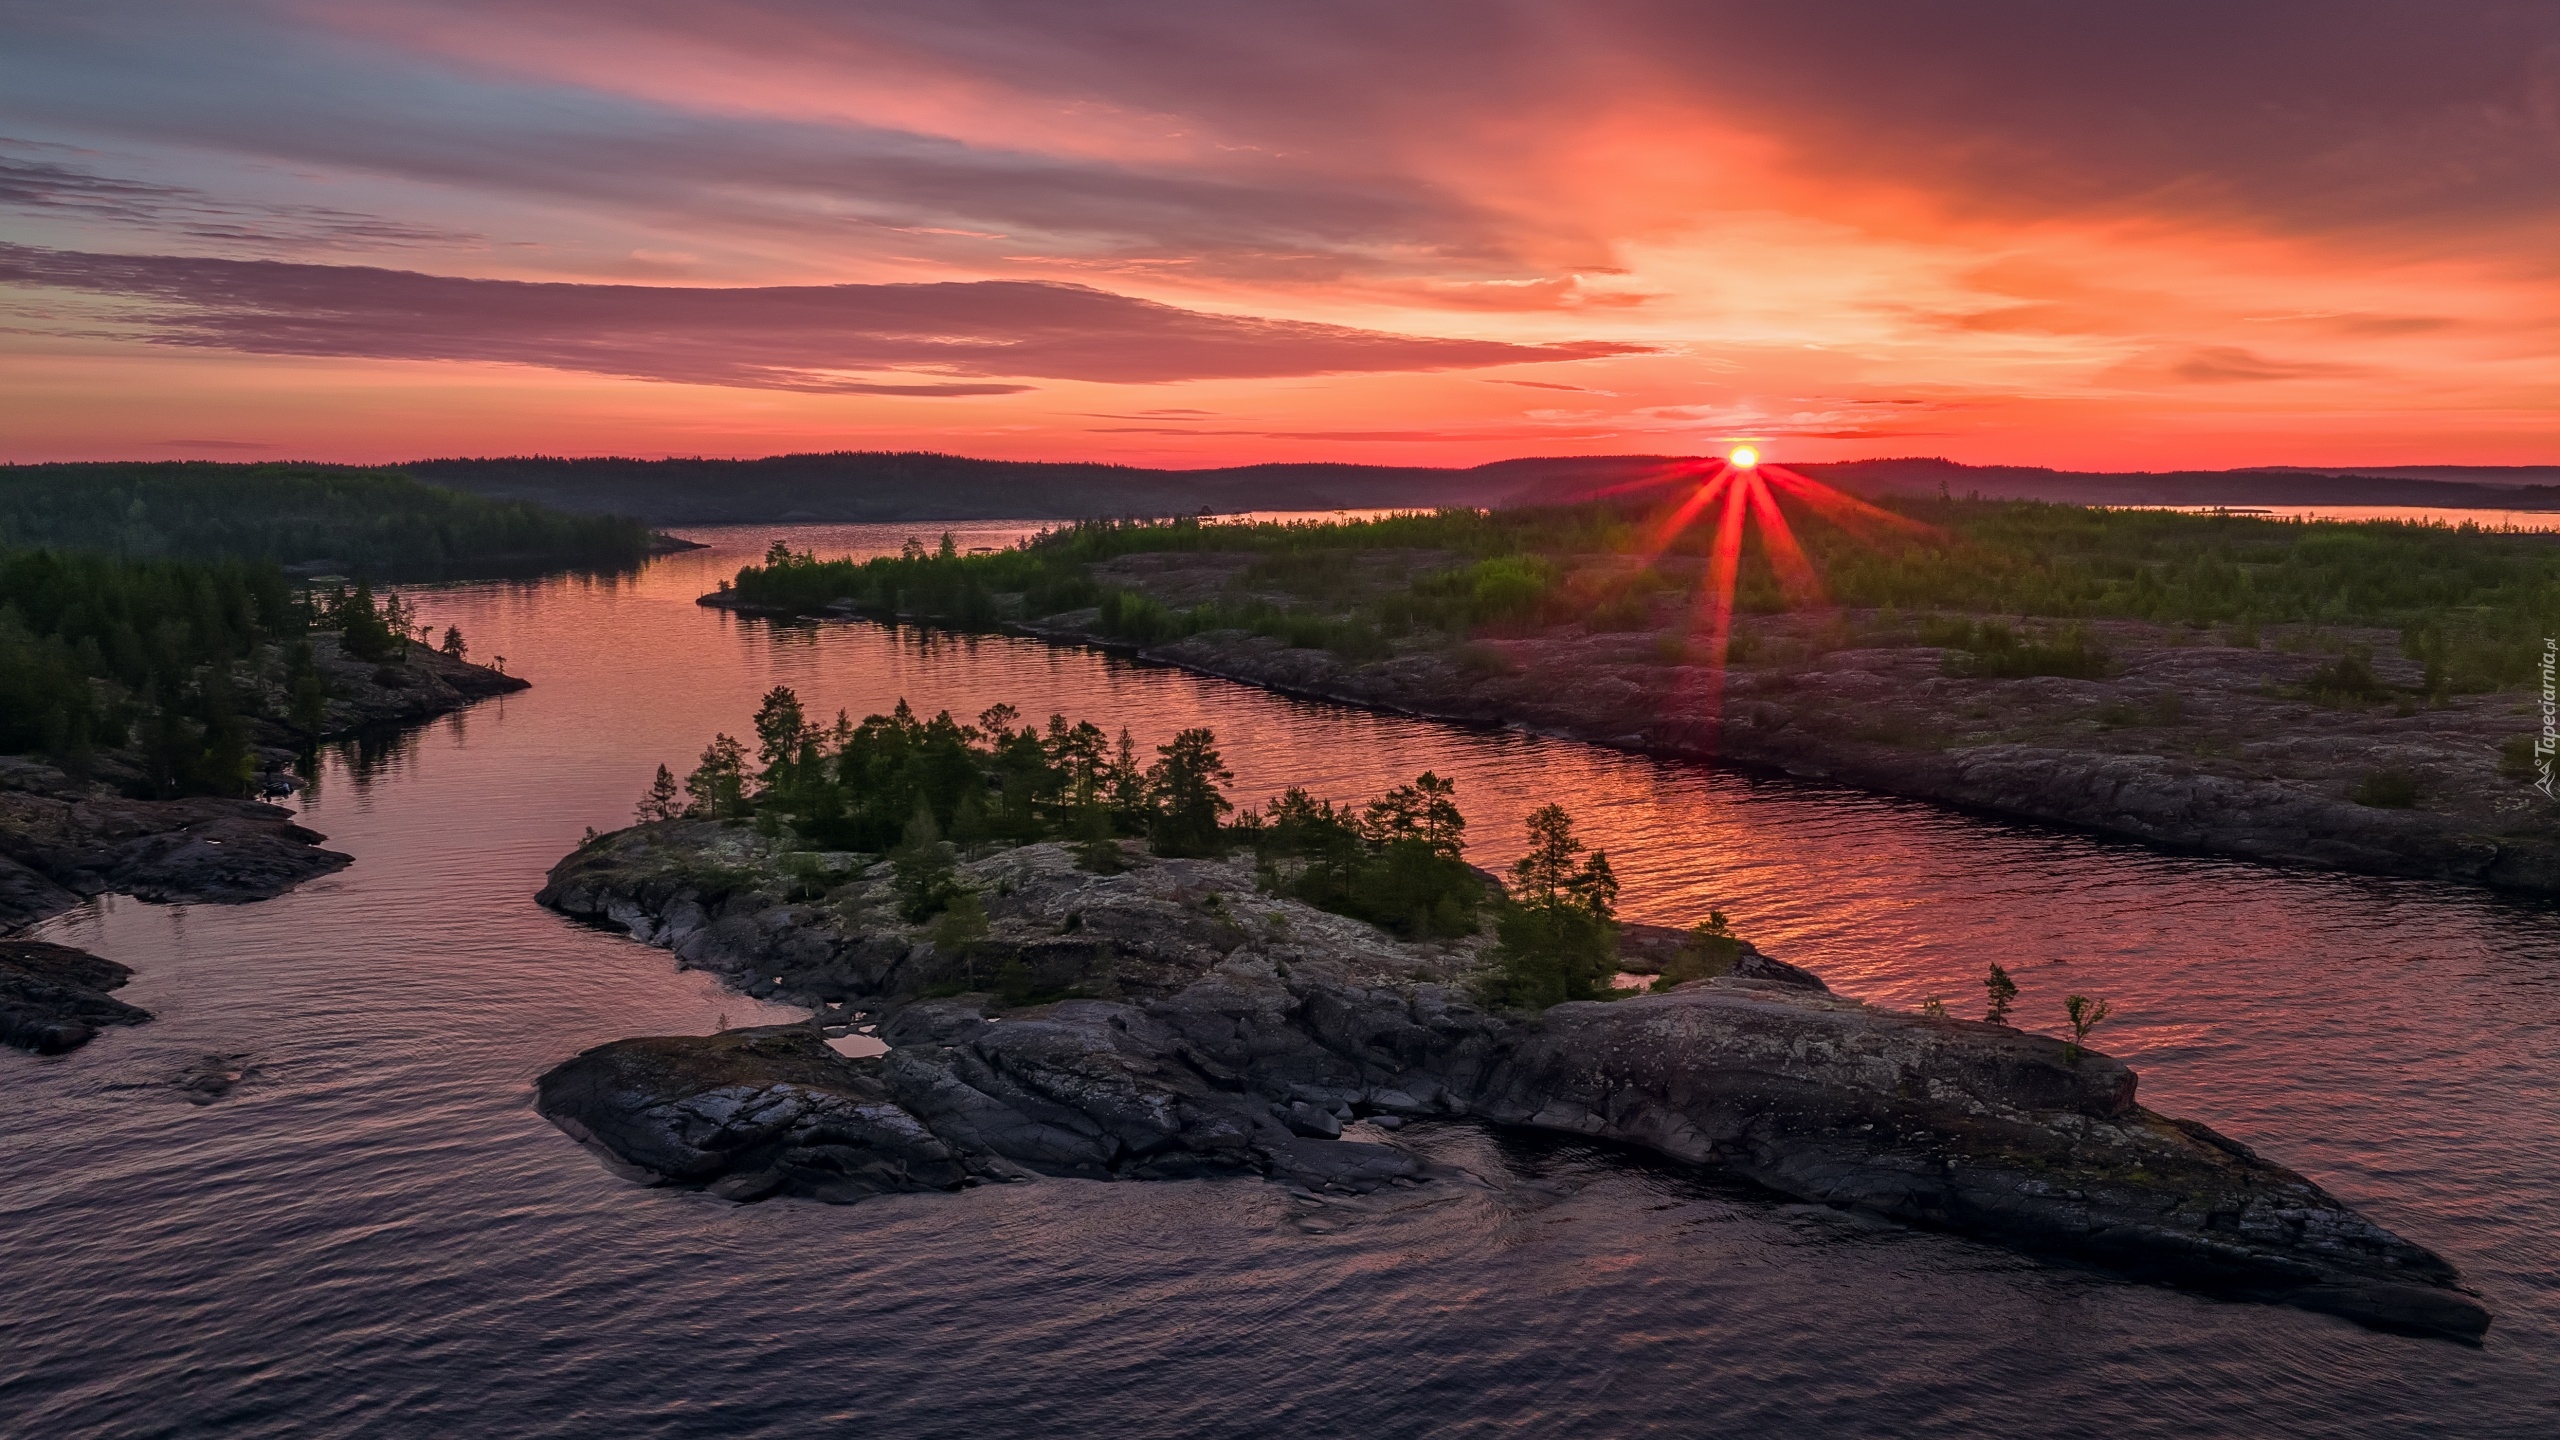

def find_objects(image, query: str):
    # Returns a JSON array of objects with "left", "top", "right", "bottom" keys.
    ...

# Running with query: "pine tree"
[
  {"left": 1485, "top": 804, "right": 1621, "bottom": 1010},
  {"left": 1983, "top": 963, "right": 2019, "bottom": 1024},
  {"left": 891, "top": 801, "right": 963, "bottom": 921},
  {"left": 683, "top": 734, "right": 749, "bottom": 818},
  {"left": 440, "top": 625, "right": 467, "bottom": 660},
  {"left": 1145, "top": 727, "right": 1233, "bottom": 856},
  {"left": 1106, "top": 727, "right": 1150, "bottom": 831},
  {"left": 636, "top": 763, "right": 683, "bottom": 822}
]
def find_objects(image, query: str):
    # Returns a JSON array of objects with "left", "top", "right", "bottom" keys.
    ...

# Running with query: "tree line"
[
  {"left": 0, "top": 462, "right": 656, "bottom": 578},
  {"left": 0, "top": 549, "right": 470, "bottom": 794},
  {"left": 639, "top": 686, "right": 1644, "bottom": 1010}
]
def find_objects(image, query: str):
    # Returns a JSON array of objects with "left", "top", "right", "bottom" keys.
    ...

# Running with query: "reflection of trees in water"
[{"left": 332, "top": 727, "right": 421, "bottom": 791}]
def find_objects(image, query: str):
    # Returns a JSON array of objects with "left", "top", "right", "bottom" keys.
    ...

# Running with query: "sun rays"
[{"left": 1596, "top": 454, "right": 1939, "bottom": 740}]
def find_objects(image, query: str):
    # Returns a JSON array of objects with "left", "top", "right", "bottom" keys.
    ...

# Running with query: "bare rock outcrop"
[
  {"left": 0, "top": 938, "right": 149, "bottom": 1054},
  {"left": 0, "top": 779, "right": 352, "bottom": 933}
]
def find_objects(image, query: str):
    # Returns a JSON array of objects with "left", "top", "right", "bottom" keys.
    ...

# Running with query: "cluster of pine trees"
[
  {"left": 638, "top": 688, "right": 1640, "bottom": 1010},
  {"left": 0, "top": 548, "right": 301, "bottom": 789},
  {"left": 0, "top": 549, "right": 470, "bottom": 794},
  {"left": 639, "top": 687, "right": 1242, "bottom": 862}
]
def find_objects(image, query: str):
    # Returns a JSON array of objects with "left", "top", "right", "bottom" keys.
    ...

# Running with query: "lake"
[{"left": 7, "top": 523, "right": 2555, "bottom": 1437}]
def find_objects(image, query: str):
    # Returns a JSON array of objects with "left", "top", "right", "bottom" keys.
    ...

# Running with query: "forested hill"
[
  {"left": 0, "top": 462, "right": 656, "bottom": 577},
  {"left": 407, "top": 452, "right": 1514, "bottom": 522},
  {"left": 408, "top": 450, "right": 2560, "bottom": 523}
]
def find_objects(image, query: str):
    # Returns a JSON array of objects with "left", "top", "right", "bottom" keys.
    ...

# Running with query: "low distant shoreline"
[{"left": 700, "top": 586, "right": 2560, "bottom": 897}]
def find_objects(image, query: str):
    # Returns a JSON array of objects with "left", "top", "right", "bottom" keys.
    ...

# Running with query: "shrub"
[
  {"left": 2062, "top": 993, "right": 2114, "bottom": 1063},
  {"left": 930, "top": 893, "right": 990, "bottom": 983},
  {"left": 891, "top": 804, "right": 966, "bottom": 920},
  {"left": 2306, "top": 646, "right": 2392, "bottom": 705},
  {"left": 1649, "top": 913, "right": 1742, "bottom": 992},
  {"left": 1586, "top": 591, "right": 1652, "bottom": 632},
  {"left": 1942, "top": 622, "right": 2111, "bottom": 679}
]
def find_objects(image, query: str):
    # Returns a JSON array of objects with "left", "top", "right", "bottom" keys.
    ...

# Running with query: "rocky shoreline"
[
  {"left": 534, "top": 820, "right": 2492, "bottom": 1340},
  {"left": 0, "top": 939, "right": 149, "bottom": 1054}
]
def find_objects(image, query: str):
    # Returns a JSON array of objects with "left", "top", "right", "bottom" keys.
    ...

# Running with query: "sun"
[{"left": 1729, "top": 446, "right": 1759, "bottom": 469}]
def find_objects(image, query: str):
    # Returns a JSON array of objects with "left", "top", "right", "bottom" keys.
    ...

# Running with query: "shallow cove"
[{"left": 6, "top": 522, "right": 2557, "bottom": 1437}]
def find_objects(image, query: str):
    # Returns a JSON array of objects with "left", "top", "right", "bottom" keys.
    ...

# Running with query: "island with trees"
[
  {"left": 704, "top": 496, "right": 2560, "bottom": 894},
  {"left": 0, "top": 461, "right": 645, "bottom": 1050},
  {"left": 533, "top": 687, "right": 2490, "bottom": 1341}
]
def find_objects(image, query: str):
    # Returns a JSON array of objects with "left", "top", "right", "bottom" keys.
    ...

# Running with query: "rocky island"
[{"left": 533, "top": 692, "right": 2492, "bottom": 1341}]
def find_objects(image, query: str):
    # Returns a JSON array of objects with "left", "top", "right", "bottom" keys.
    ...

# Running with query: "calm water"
[
  {"left": 6, "top": 524, "right": 2557, "bottom": 1438},
  {"left": 2149, "top": 503, "right": 2560, "bottom": 532}
]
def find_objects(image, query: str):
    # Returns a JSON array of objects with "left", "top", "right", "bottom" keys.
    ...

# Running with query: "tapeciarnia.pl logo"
[{"left": 2537, "top": 636, "right": 2556, "bottom": 800}]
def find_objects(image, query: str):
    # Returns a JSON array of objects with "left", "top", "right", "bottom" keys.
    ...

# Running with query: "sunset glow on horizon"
[{"left": 2, "top": 2, "right": 2554, "bottom": 470}]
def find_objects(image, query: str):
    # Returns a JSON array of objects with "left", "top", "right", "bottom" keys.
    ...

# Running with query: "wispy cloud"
[
  {"left": 0, "top": 142, "right": 477, "bottom": 253},
  {"left": 0, "top": 243, "right": 1650, "bottom": 392}
]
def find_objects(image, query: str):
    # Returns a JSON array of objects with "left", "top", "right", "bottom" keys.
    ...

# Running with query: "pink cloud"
[{"left": 0, "top": 243, "right": 1650, "bottom": 392}]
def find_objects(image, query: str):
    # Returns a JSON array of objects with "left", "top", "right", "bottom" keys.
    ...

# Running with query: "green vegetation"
[
  {"left": 1983, "top": 963, "right": 2019, "bottom": 1025},
  {"left": 2305, "top": 647, "right": 2393, "bottom": 705},
  {"left": 0, "top": 548, "right": 298, "bottom": 789},
  {"left": 1478, "top": 804, "right": 1622, "bottom": 1010},
  {"left": 1648, "top": 913, "right": 1743, "bottom": 992},
  {"left": 726, "top": 496, "right": 2560, "bottom": 695},
  {"left": 0, "top": 462, "right": 654, "bottom": 577},
  {"left": 0, "top": 547, "right": 486, "bottom": 790},
  {"left": 1924, "top": 617, "right": 2112, "bottom": 680},
  {"left": 645, "top": 690, "right": 1760, "bottom": 1008},
  {"left": 0, "top": 461, "right": 610, "bottom": 787},
  {"left": 2062, "top": 994, "right": 2114, "bottom": 1063},
  {"left": 1245, "top": 773, "right": 1483, "bottom": 940},
  {"left": 678, "top": 685, "right": 1255, "bottom": 868}
]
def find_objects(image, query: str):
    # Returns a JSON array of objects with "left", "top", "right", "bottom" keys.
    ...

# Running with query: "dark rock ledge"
[
  {"left": 535, "top": 822, "right": 2492, "bottom": 1340},
  {"left": 0, "top": 939, "right": 150, "bottom": 1054},
  {"left": 1, "top": 758, "right": 357, "bottom": 935}
]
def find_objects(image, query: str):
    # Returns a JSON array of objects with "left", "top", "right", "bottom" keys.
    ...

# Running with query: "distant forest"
[
  {"left": 0, "top": 462, "right": 656, "bottom": 578},
  {"left": 409, "top": 450, "right": 2560, "bottom": 525}
]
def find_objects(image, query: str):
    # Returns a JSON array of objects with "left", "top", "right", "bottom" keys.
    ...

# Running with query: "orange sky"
[{"left": 3, "top": 1, "right": 2555, "bottom": 470}]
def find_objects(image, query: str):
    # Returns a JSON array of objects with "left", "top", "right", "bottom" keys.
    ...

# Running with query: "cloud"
[
  {"left": 1086, "top": 426, "right": 1565, "bottom": 441},
  {"left": 0, "top": 243, "right": 1650, "bottom": 392},
  {"left": 0, "top": 142, "right": 477, "bottom": 253},
  {"left": 2167, "top": 346, "right": 2367, "bottom": 384},
  {"left": 0, "top": 13, "right": 1531, "bottom": 285},
  {"left": 361, "top": 0, "right": 2560, "bottom": 237}
]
